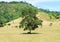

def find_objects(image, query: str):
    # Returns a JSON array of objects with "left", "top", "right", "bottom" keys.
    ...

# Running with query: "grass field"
[{"left": 0, "top": 17, "right": 60, "bottom": 42}]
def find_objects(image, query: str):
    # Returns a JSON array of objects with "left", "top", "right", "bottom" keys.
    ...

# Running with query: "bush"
[
  {"left": 49, "top": 23, "right": 53, "bottom": 26},
  {"left": 0, "top": 23, "right": 4, "bottom": 27},
  {"left": 7, "top": 23, "right": 11, "bottom": 26},
  {"left": 15, "top": 26, "right": 18, "bottom": 28}
]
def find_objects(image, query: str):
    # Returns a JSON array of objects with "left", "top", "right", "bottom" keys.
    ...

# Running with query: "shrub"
[
  {"left": 7, "top": 23, "right": 11, "bottom": 26},
  {"left": 15, "top": 26, "right": 18, "bottom": 28},
  {"left": 49, "top": 23, "right": 53, "bottom": 26}
]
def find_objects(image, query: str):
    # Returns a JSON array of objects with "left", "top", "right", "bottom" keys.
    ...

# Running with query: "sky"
[{"left": 0, "top": 0, "right": 60, "bottom": 11}]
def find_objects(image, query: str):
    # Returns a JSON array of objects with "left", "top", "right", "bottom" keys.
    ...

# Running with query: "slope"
[{"left": 0, "top": 13, "right": 60, "bottom": 42}]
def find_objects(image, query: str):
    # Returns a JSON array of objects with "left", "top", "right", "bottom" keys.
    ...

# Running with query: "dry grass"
[{"left": 0, "top": 17, "right": 60, "bottom": 42}]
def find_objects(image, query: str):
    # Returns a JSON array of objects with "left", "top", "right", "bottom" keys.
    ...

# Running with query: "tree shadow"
[{"left": 21, "top": 32, "right": 42, "bottom": 34}]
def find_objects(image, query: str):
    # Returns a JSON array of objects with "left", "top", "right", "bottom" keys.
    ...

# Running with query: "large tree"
[
  {"left": 19, "top": 6, "right": 43, "bottom": 34},
  {"left": 20, "top": 16, "right": 43, "bottom": 34}
]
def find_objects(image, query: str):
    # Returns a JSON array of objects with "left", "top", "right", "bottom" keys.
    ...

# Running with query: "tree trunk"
[
  {"left": 28, "top": 29, "right": 31, "bottom": 34},
  {"left": 30, "top": 29, "right": 31, "bottom": 34}
]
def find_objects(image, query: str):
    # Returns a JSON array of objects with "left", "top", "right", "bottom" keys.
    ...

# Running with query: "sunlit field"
[{"left": 0, "top": 18, "right": 60, "bottom": 42}]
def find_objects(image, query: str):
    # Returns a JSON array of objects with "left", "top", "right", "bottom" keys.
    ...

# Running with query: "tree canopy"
[{"left": 19, "top": 5, "right": 43, "bottom": 33}]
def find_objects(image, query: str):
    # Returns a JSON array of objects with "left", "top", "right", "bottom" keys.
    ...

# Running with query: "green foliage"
[
  {"left": 7, "top": 23, "right": 11, "bottom": 26},
  {"left": 39, "top": 8, "right": 60, "bottom": 19},
  {"left": 19, "top": 6, "right": 43, "bottom": 33},
  {"left": 20, "top": 16, "right": 43, "bottom": 31},
  {"left": 0, "top": 1, "right": 38, "bottom": 27},
  {"left": 0, "top": 21, "right": 4, "bottom": 27},
  {"left": 0, "top": 15, "right": 7, "bottom": 27}
]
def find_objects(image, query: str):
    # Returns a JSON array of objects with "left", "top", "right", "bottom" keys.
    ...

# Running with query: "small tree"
[{"left": 19, "top": 16, "right": 43, "bottom": 34}]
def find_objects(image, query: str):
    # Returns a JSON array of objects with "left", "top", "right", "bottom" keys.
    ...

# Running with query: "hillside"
[
  {"left": 0, "top": 1, "right": 37, "bottom": 27},
  {"left": 0, "top": 1, "right": 60, "bottom": 27},
  {"left": 0, "top": 14, "right": 60, "bottom": 42},
  {"left": 37, "top": 12, "right": 50, "bottom": 21},
  {"left": 39, "top": 8, "right": 60, "bottom": 20}
]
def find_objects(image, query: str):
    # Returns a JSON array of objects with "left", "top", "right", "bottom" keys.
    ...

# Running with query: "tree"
[
  {"left": 19, "top": 15, "right": 43, "bottom": 34},
  {"left": 19, "top": 3, "right": 42, "bottom": 34}
]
